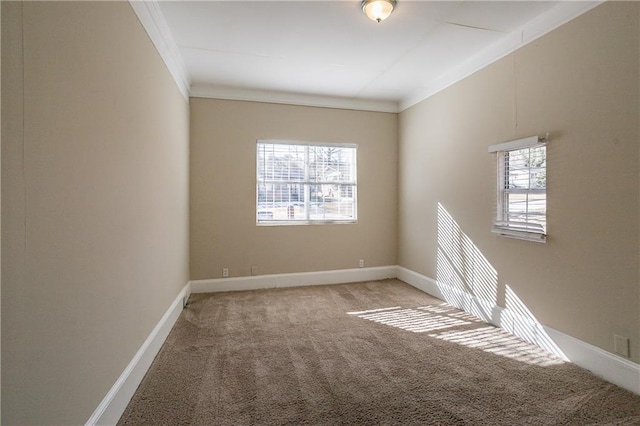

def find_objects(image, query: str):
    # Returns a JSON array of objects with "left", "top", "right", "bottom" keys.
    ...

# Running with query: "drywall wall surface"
[
  {"left": 190, "top": 98, "right": 397, "bottom": 279},
  {"left": 398, "top": 2, "right": 640, "bottom": 363},
  {"left": 1, "top": 2, "right": 4, "bottom": 421},
  {"left": 1, "top": 2, "right": 190, "bottom": 424}
]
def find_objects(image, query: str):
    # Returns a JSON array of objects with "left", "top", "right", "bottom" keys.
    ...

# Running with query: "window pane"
[
  {"left": 505, "top": 146, "right": 546, "bottom": 190},
  {"left": 257, "top": 183, "right": 304, "bottom": 204},
  {"left": 257, "top": 144, "right": 305, "bottom": 182},
  {"left": 529, "top": 146, "right": 546, "bottom": 190},
  {"left": 505, "top": 193, "right": 545, "bottom": 224},
  {"left": 308, "top": 146, "right": 356, "bottom": 183},
  {"left": 309, "top": 184, "right": 356, "bottom": 221}
]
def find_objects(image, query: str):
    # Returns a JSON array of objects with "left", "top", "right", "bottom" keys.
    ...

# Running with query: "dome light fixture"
[{"left": 361, "top": 0, "right": 396, "bottom": 23}]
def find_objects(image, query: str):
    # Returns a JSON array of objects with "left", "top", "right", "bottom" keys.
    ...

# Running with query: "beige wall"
[
  {"left": 1, "top": 2, "right": 190, "bottom": 424},
  {"left": 1, "top": 1, "right": 637, "bottom": 423},
  {"left": 190, "top": 98, "right": 397, "bottom": 280},
  {"left": 1, "top": 2, "right": 3, "bottom": 421},
  {"left": 399, "top": 2, "right": 640, "bottom": 363}
]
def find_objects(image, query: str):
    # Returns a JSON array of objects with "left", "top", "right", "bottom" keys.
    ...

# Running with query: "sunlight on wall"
[
  {"left": 436, "top": 203, "right": 497, "bottom": 320},
  {"left": 505, "top": 285, "right": 567, "bottom": 360},
  {"left": 435, "top": 202, "right": 567, "bottom": 361},
  {"left": 349, "top": 303, "right": 565, "bottom": 366}
]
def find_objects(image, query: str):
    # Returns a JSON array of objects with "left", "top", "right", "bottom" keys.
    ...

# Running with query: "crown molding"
[
  {"left": 129, "top": 0, "right": 190, "bottom": 101},
  {"left": 190, "top": 84, "right": 400, "bottom": 113},
  {"left": 399, "top": 1, "right": 604, "bottom": 111}
]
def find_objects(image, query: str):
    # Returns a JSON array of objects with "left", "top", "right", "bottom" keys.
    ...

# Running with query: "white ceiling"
[{"left": 143, "top": 1, "right": 601, "bottom": 112}]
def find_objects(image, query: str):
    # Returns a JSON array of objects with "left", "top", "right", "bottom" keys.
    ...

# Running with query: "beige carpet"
[{"left": 118, "top": 279, "right": 640, "bottom": 425}]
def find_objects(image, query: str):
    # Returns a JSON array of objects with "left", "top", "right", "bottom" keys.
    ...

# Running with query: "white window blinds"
[
  {"left": 488, "top": 135, "right": 547, "bottom": 242},
  {"left": 256, "top": 141, "right": 357, "bottom": 224}
]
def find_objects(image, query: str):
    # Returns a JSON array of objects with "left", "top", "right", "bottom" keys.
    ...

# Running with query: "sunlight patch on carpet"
[
  {"left": 348, "top": 304, "right": 476, "bottom": 333},
  {"left": 430, "top": 326, "right": 565, "bottom": 366},
  {"left": 349, "top": 303, "right": 565, "bottom": 367}
]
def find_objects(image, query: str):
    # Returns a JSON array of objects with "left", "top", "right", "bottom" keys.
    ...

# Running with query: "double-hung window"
[
  {"left": 256, "top": 140, "right": 357, "bottom": 225},
  {"left": 488, "top": 135, "right": 547, "bottom": 242}
]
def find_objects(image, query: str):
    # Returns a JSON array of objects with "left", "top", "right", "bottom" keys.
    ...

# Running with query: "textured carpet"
[{"left": 118, "top": 280, "right": 640, "bottom": 425}]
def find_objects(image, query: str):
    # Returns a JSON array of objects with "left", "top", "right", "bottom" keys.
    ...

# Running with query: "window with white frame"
[
  {"left": 488, "top": 135, "right": 547, "bottom": 242},
  {"left": 256, "top": 140, "right": 357, "bottom": 225}
]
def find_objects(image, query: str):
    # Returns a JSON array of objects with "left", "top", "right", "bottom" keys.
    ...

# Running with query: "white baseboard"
[
  {"left": 85, "top": 282, "right": 191, "bottom": 426},
  {"left": 190, "top": 265, "right": 398, "bottom": 293},
  {"left": 397, "top": 266, "right": 640, "bottom": 396}
]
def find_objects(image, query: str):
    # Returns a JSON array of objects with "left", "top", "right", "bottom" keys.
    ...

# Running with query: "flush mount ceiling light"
[{"left": 361, "top": 0, "right": 396, "bottom": 23}]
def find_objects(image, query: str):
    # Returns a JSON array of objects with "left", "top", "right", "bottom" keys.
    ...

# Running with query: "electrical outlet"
[
  {"left": 222, "top": 268, "right": 229, "bottom": 278},
  {"left": 359, "top": 259, "right": 364, "bottom": 268},
  {"left": 251, "top": 265, "right": 258, "bottom": 276},
  {"left": 614, "top": 334, "right": 630, "bottom": 358}
]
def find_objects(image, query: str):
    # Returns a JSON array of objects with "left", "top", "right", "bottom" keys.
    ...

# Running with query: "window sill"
[{"left": 492, "top": 226, "right": 546, "bottom": 243}]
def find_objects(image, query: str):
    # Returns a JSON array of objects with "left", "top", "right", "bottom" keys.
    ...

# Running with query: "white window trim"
[
  {"left": 488, "top": 135, "right": 548, "bottom": 243},
  {"left": 256, "top": 140, "right": 358, "bottom": 226}
]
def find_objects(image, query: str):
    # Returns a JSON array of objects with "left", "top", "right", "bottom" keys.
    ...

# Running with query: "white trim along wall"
[{"left": 87, "top": 266, "right": 640, "bottom": 425}]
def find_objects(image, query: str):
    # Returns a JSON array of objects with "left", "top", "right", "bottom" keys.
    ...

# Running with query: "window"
[
  {"left": 256, "top": 141, "right": 357, "bottom": 225},
  {"left": 488, "top": 135, "right": 547, "bottom": 242}
]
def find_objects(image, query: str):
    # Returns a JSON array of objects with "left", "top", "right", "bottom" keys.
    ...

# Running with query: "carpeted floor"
[{"left": 118, "top": 279, "right": 640, "bottom": 425}]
